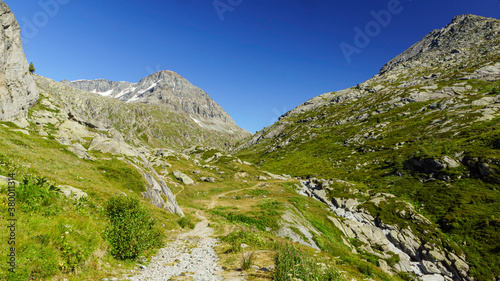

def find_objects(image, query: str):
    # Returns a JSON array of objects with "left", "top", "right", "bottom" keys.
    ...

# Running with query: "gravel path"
[{"left": 129, "top": 211, "right": 223, "bottom": 281}]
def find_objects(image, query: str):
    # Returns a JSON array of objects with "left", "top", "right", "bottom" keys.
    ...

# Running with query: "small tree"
[{"left": 29, "top": 62, "right": 35, "bottom": 73}]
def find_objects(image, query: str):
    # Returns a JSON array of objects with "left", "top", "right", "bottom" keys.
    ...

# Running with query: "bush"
[
  {"left": 177, "top": 216, "right": 195, "bottom": 229},
  {"left": 17, "top": 176, "right": 60, "bottom": 213},
  {"left": 104, "top": 194, "right": 164, "bottom": 260}
]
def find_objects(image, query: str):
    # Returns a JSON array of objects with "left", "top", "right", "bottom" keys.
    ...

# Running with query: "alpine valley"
[{"left": 0, "top": 1, "right": 498, "bottom": 281}]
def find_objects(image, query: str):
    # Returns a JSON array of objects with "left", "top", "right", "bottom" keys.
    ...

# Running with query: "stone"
[
  {"left": 155, "top": 149, "right": 165, "bottom": 156},
  {"left": 38, "top": 129, "right": 48, "bottom": 136},
  {"left": 442, "top": 156, "right": 460, "bottom": 169},
  {"left": 10, "top": 129, "right": 29, "bottom": 135},
  {"left": 58, "top": 185, "right": 88, "bottom": 200},
  {"left": 0, "top": 2, "right": 39, "bottom": 122},
  {"left": 173, "top": 170, "right": 194, "bottom": 185},
  {"left": 472, "top": 96, "right": 497, "bottom": 106},
  {"left": 200, "top": 177, "right": 215, "bottom": 182},
  {"left": 447, "top": 252, "right": 469, "bottom": 278},
  {"left": 88, "top": 135, "right": 138, "bottom": 157},
  {"left": 427, "top": 250, "right": 446, "bottom": 262},
  {"left": 258, "top": 176, "right": 268, "bottom": 181},
  {"left": 422, "top": 260, "right": 442, "bottom": 275},
  {"left": 57, "top": 120, "right": 94, "bottom": 143},
  {"left": 378, "top": 259, "right": 391, "bottom": 274},
  {"left": 234, "top": 172, "right": 249, "bottom": 178},
  {"left": 67, "top": 142, "right": 94, "bottom": 160},
  {"left": 421, "top": 275, "right": 445, "bottom": 281},
  {"left": 261, "top": 265, "right": 275, "bottom": 272}
]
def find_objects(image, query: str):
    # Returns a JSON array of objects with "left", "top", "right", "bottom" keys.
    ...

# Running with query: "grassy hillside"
[
  {"left": 236, "top": 16, "right": 500, "bottom": 280},
  {"left": 0, "top": 121, "right": 180, "bottom": 280}
]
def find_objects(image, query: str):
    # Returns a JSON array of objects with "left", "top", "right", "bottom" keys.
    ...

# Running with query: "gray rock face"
[
  {"left": 60, "top": 79, "right": 133, "bottom": 96},
  {"left": 142, "top": 169, "right": 184, "bottom": 216},
  {"left": 380, "top": 14, "right": 500, "bottom": 75},
  {"left": 0, "top": 1, "right": 39, "bottom": 121},
  {"left": 297, "top": 179, "right": 471, "bottom": 281},
  {"left": 62, "top": 70, "right": 247, "bottom": 134}
]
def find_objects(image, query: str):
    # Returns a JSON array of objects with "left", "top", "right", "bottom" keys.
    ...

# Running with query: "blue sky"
[{"left": 7, "top": 0, "right": 500, "bottom": 133}]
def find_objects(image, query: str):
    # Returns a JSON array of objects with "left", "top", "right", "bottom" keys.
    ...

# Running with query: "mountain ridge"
[{"left": 60, "top": 70, "right": 247, "bottom": 135}]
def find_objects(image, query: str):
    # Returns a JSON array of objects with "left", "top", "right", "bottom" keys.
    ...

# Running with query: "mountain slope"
[
  {"left": 37, "top": 75, "right": 251, "bottom": 151},
  {"left": 236, "top": 14, "right": 500, "bottom": 281},
  {"left": 61, "top": 70, "right": 247, "bottom": 135}
]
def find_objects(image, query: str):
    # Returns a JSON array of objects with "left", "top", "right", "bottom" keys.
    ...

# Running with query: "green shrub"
[
  {"left": 177, "top": 216, "right": 195, "bottom": 229},
  {"left": 104, "top": 194, "right": 164, "bottom": 260},
  {"left": 17, "top": 176, "right": 60, "bottom": 213},
  {"left": 356, "top": 261, "right": 373, "bottom": 276}
]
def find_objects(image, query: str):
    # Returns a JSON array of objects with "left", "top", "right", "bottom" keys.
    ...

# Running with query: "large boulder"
[
  {"left": 173, "top": 170, "right": 194, "bottom": 185},
  {"left": 88, "top": 134, "right": 138, "bottom": 157},
  {"left": 404, "top": 157, "right": 446, "bottom": 175},
  {"left": 0, "top": 1, "right": 39, "bottom": 121},
  {"left": 58, "top": 185, "right": 88, "bottom": 200}
]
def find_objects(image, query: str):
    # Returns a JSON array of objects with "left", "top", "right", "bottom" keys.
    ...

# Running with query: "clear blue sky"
[{"left": 6, "top": 0, "right": 500, "bottom": 133}]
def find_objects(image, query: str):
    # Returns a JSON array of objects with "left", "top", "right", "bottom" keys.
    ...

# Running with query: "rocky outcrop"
[
  {"left": 142, "top": 170, "right": 184, "bottom": 216},
  {"left": 127, "top": 160, "right": 183, "bottom": 216},
  {"left": 297, "top": 179, "right": 472, "bottom": 281},
  {"left": 0, "top": 1, "right": 39, "bottom": 121}
]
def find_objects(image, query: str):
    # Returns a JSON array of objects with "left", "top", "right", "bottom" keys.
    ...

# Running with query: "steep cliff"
[{"left": 0, "top": 1, "right": 38, "bottom": 121}]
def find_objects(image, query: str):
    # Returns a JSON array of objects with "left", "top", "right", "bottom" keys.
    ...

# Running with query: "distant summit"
[{"left": 62, "top": 70, "right": 249, "bottom": 135}]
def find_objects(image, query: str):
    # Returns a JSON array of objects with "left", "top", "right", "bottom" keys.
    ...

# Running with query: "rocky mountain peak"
[
  {"left": 379, "top": 14, "right": 500, "bottom": 75},
  {"left": 0, "top": 1, "right": 39, "bottom": 121},
  {"left": 62, "top": 70, "right": 249, "bottom": 135}
]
